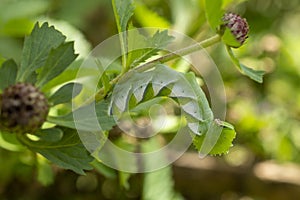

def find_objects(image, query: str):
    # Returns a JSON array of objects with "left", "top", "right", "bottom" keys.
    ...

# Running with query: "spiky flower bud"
[
  {"left": 0, "top": 83, "right": 49, "bottom": 134},
  {"left": 222, "top": 12, "right": 249, "bottom": 47}
]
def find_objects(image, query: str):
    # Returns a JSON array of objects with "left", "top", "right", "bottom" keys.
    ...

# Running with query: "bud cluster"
[
  {"left": 0, "top": 83, "right": 49, "bottom": 134},
  {"left": 222, "top": 12, "right": 249, "bottom": 46}
]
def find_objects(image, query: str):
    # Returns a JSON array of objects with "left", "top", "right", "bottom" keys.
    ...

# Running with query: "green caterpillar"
[{"left": 109, "top": 64, "right": 236, "bottom": 155}]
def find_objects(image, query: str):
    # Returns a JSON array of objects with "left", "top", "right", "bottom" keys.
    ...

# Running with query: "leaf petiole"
[{"left": 135, "top": 34, "right": 221, "bottom": 73}]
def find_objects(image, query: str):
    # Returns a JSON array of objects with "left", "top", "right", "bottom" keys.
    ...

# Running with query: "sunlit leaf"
[
  {"left": 0, "top": 18, "right": 34, "bottom": 36},
  {"left": 134, "top": 3, "right": 171, "bottom": 28},
  {"left": 222, "top": 27, "right": 241, "bottom": 48},
  {"left": 204, "top": 0, "right": 224, "bottom": 31},
  {"left": 193, "top": 120, "right": 236, "bottom": 155}
]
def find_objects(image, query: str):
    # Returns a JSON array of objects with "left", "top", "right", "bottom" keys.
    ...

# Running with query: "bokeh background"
[{"left": 0, "top": 0, "right": 300, "bottom": 199}]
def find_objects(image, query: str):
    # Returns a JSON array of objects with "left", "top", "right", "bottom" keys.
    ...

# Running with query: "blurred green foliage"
[{"left": 0, "top": 0, "right": 300, "bottom": 199}]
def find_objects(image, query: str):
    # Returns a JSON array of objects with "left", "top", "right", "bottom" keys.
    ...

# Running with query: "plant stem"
[
  {"left": 112, "top": 0, "right": 127, "bottom": 72},
  {"left": 135, "top": 34, "right": 221, "bottom": 73},
  {"left": 80, "top": 34, "right": 221, "bottom": 106}
]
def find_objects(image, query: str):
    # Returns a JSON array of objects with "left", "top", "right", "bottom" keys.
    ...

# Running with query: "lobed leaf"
[
  {"left": 36, "top": 42, "right": 78, "bottom": 88},
  {"left": 193, "top": 120, "right": 236, "bottom": 156},
  {"left": 17, "top": 22, "right": 66, "bottom": 82},
  {"left": 110, "top": 64, "right": 235, "bottom": 155},
  {"left": 110, "top": 64, "right": 213, "bottom": 136}
]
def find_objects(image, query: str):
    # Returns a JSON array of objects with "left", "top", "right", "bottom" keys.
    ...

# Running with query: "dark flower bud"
[
  {"left": 222, "top": 12, "right": 249, "bottom": 47},
  {"left": 0, "top": 83, "right": 49, "bottom": 134}
]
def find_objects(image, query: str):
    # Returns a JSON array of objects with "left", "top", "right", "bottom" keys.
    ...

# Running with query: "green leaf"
[
  {"left": 18, "top": 127, "right": 93, "bottom": 175},
  {"left": 112, "top": 0, "right": 135, "bottom": 68},
  {"left": 0, "top": 59, "right": 17, "bottom": 91},
  {"left": 34, "top": 128, "right": 63, "bottom": 143},
  {"left": 226, "top": 46, "right": 265, "bottom": 83},
  {"left": 36, "top": 42, "right": 78, "bottom": 88},
  {"left": 127, "top": 30, "right": 175, "bottom": 68},
  {"left": 134, "top": 3, "right": 171, "bottom": 28},
  {"left": 47, "top": 101, "right": 116, "bottom": 132},
  {"left": 41, "top": 59, "right": 82, "bottom": 93},
  {"left": 17, "top": 22, "right": 66, "bottom": 82},
  {"left": 48, "top": 82, "right": 82, "bottom": 106},
  {"left": 193, "top": 120, "right": 236, "bottom": 155},
  {"left": 222, "top": 27, "right": 241, "bottom": 48},
  {"left": 204, "top": 0, "right": 224, "bottom": 31},
  {"left": 240, "top": 64, "right": 266, "bottom": 83},
  {"left": 110, "top": 64, "right": 235, "bottom": 155},
  {"left": 110, "top": 64, "right": 213, "bottom": 136},
  {"left": 38, "top": 19, "right": 92, "bottom": 58},
  {"left": 112, "top": 0, "right": 135, "bottom": 34}
]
